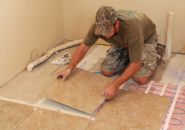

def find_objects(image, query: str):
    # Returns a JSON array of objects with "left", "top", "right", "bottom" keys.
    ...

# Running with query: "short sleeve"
[{"left": 83, "top": 24, "right": 99, "bottom": 46}]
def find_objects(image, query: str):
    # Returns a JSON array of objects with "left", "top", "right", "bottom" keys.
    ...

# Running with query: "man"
[{"left": 57, "top": 6, "right": 161, "bottom": 100}]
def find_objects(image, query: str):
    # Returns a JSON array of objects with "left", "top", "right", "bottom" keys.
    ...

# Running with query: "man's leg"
[
  {"left": 101, "top": 47, "right": 130, "bottom": 77},
  {"left": 133, "top": 67, "right": 156, "bottom": 85},
  {"left": 133, "top": 33, "right": 159, "bottom": 84}
]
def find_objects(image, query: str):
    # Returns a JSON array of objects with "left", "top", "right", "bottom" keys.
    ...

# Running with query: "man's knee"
[
  {"left": 133, "top": 67, "right": 156, "bottom": 85},
  {"left": 133, "top": 77, "right": 150, "bottom": 85},
  {"left": 101, "top": 70, "right": 115, "bottom": 77}
]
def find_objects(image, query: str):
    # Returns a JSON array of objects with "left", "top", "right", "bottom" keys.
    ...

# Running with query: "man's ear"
[{"left": 115, "top": 20, "right": 120, "bottom": 32}]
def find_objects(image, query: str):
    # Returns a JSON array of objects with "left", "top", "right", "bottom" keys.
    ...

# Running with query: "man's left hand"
[{"left": 101, "top": 83, "right": 119, "bottom": 100}]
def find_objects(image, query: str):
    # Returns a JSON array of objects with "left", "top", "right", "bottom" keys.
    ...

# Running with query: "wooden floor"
[{"left": 0, "top": 42, "right": 184, "bottom": 130}]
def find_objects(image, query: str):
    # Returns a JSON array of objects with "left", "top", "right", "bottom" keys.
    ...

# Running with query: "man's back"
[{"left": 117, "top": 10, "right": 156, "bottom": 42}]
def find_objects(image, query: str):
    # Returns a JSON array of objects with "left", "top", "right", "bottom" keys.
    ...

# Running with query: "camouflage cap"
[{"left": 95, "top": 6, "right": 118, "bottom": 36}]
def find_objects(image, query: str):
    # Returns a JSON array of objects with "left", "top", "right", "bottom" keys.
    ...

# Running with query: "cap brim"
[{"left": 95, "top": 24, "right": 113, "bottom": 37}]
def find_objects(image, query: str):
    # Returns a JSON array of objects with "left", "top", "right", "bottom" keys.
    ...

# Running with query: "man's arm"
[
  {"left": 112, "top": 61, "right": 141, "bottom": 87},
  {"left": 57, "top": 43, "right": 91, "bottom": 81},
  {"left": 68, "top": 43, "right": 90, "bottom": 70},
  {"left": 102, "top": 61, "right": 141, "bottom": 100}
]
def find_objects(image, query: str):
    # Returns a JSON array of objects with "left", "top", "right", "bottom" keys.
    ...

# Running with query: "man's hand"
[
  {"left": 100, "top": 61, "right": 141, "bottom": 100},
  {"left": 56, "top": 43, "right": 90, "bottom": 82},
  {"left": 101, "top": 83, "right": 119, "bottom": 100},
  {"left": 57, "top": 68, "right": 72, "bottom": 81}
]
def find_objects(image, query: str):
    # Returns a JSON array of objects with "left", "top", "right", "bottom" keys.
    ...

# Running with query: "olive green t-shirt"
[{"left": 84, "top": 10, "right": 156, "bottom": 62}]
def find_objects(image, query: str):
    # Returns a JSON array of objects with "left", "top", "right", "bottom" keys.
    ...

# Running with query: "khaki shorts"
[{"left": 101, "top": 33, "right": 160, "bottom": 78}]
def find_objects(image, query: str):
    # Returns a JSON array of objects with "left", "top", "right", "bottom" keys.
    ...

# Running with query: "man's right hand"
[
  {"left": 57, "top": 68, "right": 72, "bottom": 81},
  {"left": 56, "top": 43, "right": 90, "bottom": 81}
]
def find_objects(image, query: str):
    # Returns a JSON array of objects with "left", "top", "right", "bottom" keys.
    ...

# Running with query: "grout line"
[
  {"left": 0, "top": 68, "right": 25, "bottom": 88},
  {"left": 0, "top": 96, "right": 33, "bottom": 106},
  {"left": 14, "top": 109, "right": 35, "bottom": 129}
]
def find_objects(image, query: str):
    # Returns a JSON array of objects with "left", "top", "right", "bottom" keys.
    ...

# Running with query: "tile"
[
  {"left": 16, "top": 109, "right": 91, "bottom": 130},
  {"left": 0, "top": 100, "right": 33, "bottom": 130},
  {"left": 42, "top": 68, "right": 113, "bottom": 113},
  {"left": 87, "top": 91, "right": 170, "bottom": 130}
]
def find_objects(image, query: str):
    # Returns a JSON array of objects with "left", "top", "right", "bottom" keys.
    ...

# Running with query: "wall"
[
  {"left": 0, "top": 0, "right": 64, "bottom": 86},
  {"left": 63, "top": 0, "right": 185, "bottom": 52},
  {"left": 171, "top": 0, "right": 185, "bottom": 52}
]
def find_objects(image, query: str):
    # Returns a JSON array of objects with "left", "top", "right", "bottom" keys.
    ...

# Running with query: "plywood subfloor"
[
  {"left": 42, "top": 68, "right": 113, "bottom": 113},
  {"left": 87, "top": 91, "right": 170, "bottom": 130},
  {"left": 0, "top": 100, "right": 33, "bottom": 130},
  {"left": 16, "top": 109, "right": 91, "bottom": 130}
]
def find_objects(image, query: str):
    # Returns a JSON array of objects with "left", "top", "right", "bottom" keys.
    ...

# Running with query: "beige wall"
[
  {"left": 0, "top": 0, "right": 64, "bottom": 86},
  {"left": 63, "top": 0, "right": 185, "bottom": 52},
  {"left": 171, "top": 0, "right": 185, "bottom": 52}
]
